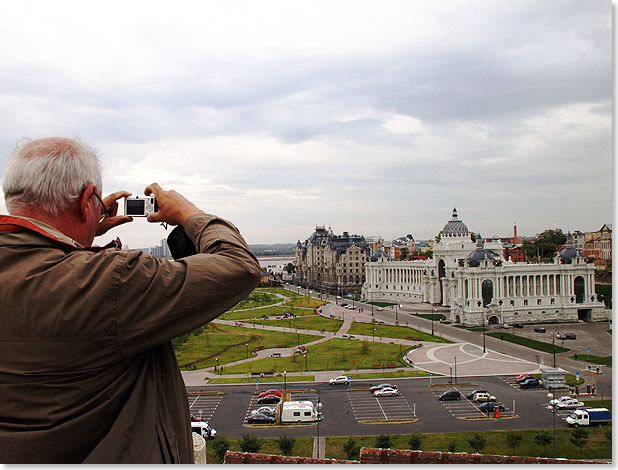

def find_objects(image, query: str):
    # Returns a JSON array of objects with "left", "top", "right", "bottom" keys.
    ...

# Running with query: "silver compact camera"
[{"left": 124, "top": 195, "right": 158, "bottom": 217}]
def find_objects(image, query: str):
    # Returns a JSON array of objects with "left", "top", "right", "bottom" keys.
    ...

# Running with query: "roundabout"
[{"left": 407, "top": 342, "right": 540, "bottom": 377}]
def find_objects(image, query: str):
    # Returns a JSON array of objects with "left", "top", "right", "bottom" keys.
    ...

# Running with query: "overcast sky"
[{"left": 0, "top": 0, "right": 612, "bottom": 248}]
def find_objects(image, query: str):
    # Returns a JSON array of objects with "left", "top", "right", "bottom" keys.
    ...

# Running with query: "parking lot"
[
  {"left": 347, "top": 389, "right": 416, "bottom": 422},
  {"left": 244, "top": 389, "right": 320, "bottom": 423},
  {"left": 187, "top": 375, "right": 570, "bottom": 438},
  {"left": 187, "top": 392, "right": 223, "bottom": 422}
]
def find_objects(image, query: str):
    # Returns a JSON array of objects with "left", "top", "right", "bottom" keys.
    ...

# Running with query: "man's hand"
[
  {"left": 144, "top": 183, "right": 204, "bottom": 226},
  {"left": 96, "top": 190, "right": 133, "bottom": 236}
]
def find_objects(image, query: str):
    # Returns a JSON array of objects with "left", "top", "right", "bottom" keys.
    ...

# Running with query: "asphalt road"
[{"left": 187, "top": 375, "right": 571, "bottom": 439}]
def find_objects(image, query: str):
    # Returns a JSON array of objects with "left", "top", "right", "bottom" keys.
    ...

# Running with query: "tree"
[
  {"left": 285, "top": 263, "right": 296, "bottom": 274},
  {"left": 375, "top": 434, "right": 393, "bottom": 449},
  {"left": 211, "top": 435, "right": 230, "bottom": 463},
  {"left": 570, "top": 427, "right": 589, "bottom": 455},
  {"left": 447, "top": 440, "right": 457, "bottom": 453},
  {"left": 467, "top": 433, "right": 486, "bottom": 454},
  {"left": 533, "top": 430, "right": 552, "bottom": 456},
  {"left": 239, "top": 433, "right": 265, "bottom": 453},
  {"left": 408, "top": 433, "right": 424, "bottom": 450},
  {"left": 399, "top": 248, "right": 408, "bottom": 260},
  {"left": 343, "top": 437, "right": 361, "bottom": 460},
  {"left": 505, "top": 431, "right": 523, "bottom": 455},
  {"left": 277, "top": 435, "right": 296, "bottom": 456}
]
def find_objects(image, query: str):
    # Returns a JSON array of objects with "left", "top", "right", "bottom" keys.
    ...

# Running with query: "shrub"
[
  {"left": 343, "top": 437, "right": 361, "bottom": 460},
  {"left": 447, "top": 440, "right": 457, "bottom": 453},
  {"left": 239, "top": 433, "right": 265, "bottom": 453},
  {"left": 408, "top": 433, "right": 424, "bottom": 450},
  {"left": 375, "top": 434, "right": 393, "bottom": 449},
  {"left": 467, "top": 433, "right": 486, "bottom": 454},
  {"left": 211, "top": 435, "right": 230, "bottom": 463},
  {"left": 277, "top": 435, "right": 296, "bottom": 456}
]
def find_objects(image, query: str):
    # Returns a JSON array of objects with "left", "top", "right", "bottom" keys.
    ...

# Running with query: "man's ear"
[{"left": 79, "top": 184, "right": 97, "bottom": 223}]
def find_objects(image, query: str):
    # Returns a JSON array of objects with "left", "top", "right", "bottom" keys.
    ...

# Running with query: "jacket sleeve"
[{"left": 112, "top": 213, "right": 261, "bottom": 358}]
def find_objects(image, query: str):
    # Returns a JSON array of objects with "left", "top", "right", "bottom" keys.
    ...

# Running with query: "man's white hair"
[{"left": 3, "top": 137, "right": 103, "bottom": 215}]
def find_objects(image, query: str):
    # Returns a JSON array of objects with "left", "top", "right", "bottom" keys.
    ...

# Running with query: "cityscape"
[{"left": 175, "top": 207, "right": 612, "bottom": 463}]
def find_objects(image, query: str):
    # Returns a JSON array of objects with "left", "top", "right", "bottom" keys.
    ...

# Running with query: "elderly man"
[{"left": 0, "top": 137, "right": 261, "bottom": 463}]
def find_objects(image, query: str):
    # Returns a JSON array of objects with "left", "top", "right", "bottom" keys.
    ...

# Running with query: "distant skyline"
[{"left": 0, "top": 1, "right": 612, "bottom": 249}]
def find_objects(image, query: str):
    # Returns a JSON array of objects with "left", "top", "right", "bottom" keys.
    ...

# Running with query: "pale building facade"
[
  {"left": 362, "top": 209, "right": 608, "bottom": 325},
  {"left": 295, "top": 226, "right": 370, "bottom": 295}
]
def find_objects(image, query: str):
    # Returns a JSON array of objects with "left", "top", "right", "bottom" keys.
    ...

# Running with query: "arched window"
[
  {"left": 574, "top": 276, "right": 585, "bottom": 304},
  {"left": 482, "top": 279, "right": 494, "bottom": 307}
]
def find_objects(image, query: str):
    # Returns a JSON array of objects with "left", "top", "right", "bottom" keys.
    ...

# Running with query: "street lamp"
[
  {"left": 304, "top": 353, "right": 308, "bottom": 372},
  {"left": 284, "top": 370, "right": 287, "bottom": 393},
  {"left": 483, "top": 309, "right": 486, "bottom": 353},
  {"left": 431, "top": 304, "right": 435, "bottom": 336},
  {"left": 373, "top": 327, "right": 376, "bottom": 342},
  {"left": 245, "top": 343, "right": 248, "bottom": 358},
  {"left": 547, "top": 390, "right": 556, "bottom": 458}
]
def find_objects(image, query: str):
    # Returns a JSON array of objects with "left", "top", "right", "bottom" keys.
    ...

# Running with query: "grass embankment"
[
  {"left": 347, "top": 321, "right": 452, "bottom": 343},
  {"left": 206, "top": 436, "right": 314, "bottom": 463},
  {"left": 174, "top": 324, "right": 321, "bottom": 370},
  {"left": 222, "top": 339, "right": 413, "bottom": 374},
  {"left": 569, "top": 354, "right": 612, "bottom": 367},
  {"left": 253, "top": 315, "right": 343, "bottom": 333},
  {"left": 325, "top": 427, "right": 612, "bottom": 461},
  {"left": 206, "top": 376, "right": 316, "bottom": 384},
  {"left": 487, "top": 332, "right": 569, "bottom": 354}
]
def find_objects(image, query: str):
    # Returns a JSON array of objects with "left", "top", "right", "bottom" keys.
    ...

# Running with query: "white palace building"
[{"left": 361, "top": 209, "right": 608, "bottom": 326}]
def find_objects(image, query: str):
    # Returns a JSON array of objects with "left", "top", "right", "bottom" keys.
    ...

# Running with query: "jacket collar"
[{"left": 0, "top": 215, "right": 118, "bottom": 252}]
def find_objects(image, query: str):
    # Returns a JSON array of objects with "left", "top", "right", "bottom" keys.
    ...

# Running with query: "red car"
[{"left": 258, "top": 389, "right": 281, "bottom": 398}]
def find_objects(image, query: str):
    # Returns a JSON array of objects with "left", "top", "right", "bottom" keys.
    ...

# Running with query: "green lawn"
[
  {"left": 228, "top": 290, "right": 281, "bottom": 311},
  {"left": 174, "top": 324, "right": 321, "bottom": 370},
  {"left": 207, "top": 436, "right": 314, "bottom": 463},
  {"left": 325, "top": 427, "right": 612, "bottom": 461},
  {"left": 413, "top": 313, "right": 447, "bottom": 321},
  {"left": 569, "top": 354, "right": 612, "bottom": 367},
  {"left": 206, "top": 375, "right": 316, "bottom": 384},
  {"left": 487, "top": 332, "right": 569, "bottom": 354},
  {"left": 253, "top": 315, "right": 343, "bottom": 333},
  {"left": 285, "top": 296, "right": 328, "bottom": 308},
  {"left": 222, "top": 339, "right": 412, "bottom": 374},
  {"left": 347, "top": 321, "right": 452, "bottom": 343}
]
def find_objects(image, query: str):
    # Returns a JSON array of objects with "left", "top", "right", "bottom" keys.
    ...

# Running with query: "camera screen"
[{"left": 126, "top": 199, "right": 145, "bottom": 215}]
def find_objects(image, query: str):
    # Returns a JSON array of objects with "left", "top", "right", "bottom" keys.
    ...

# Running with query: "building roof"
[{"left": 442, "top": 207, "right": 469, "bottom": 237}]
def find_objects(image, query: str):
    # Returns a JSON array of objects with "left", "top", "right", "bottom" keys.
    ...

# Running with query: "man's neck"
[{"left": 9, "top": 205, "right": 90, "bottom": 247}]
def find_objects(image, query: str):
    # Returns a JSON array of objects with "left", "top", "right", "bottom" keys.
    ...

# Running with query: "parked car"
[
  {"left": 516, "top": 375, "right": 536, "bottom": 384},
  {"left": 512, "top": 323, "right": 524, "bottom": 328},
  {"left": 438, "top": 390, "right": 462, "bottom": 401},
  {"left": 466, "top": 389, "right": 488, "bottom": 399},
  {"left": 472, "top": 392, "right": 496, "bottom": 403},
  {"left": 565, "top": 332, "right": 577, "bottom": 340},
  {"left": 258, "top": 389, "right": 281, "bottom": 398},
  {"left": 370, "top": 383, "right": 398, "bottom": 392},
  {"left": 329, "top": 375, "right": 350, "bottom": 385},
  {"left": 247, "top": 413, "right": 276, "bottom": 424},
  {"left": 534, "top": 327, "right": 546, "bottom": 333},
  {"left": 341, "top": 303, "right": 348, "bottom": 307},
  {"left": 555, "top": 398, "right": 585, "bottom": 410},
  {"left": 479, "top": 402, "right": 506, "bottom": 413},
  {"left": 556, "top": 333, "right": 567, "bottom": 340},
  {"left": 251, "top": 406, "right": 276, "bottom": 416},
  {"left": 519, "top": 378, "right": 542, "bottom": 389},
  {"left": 257, "top": 395, "right": 281, "bottom": 405},
  {"left": 374, "top": 387, "right": 399, "bottom": 397},
  {"left": 549, "top": 395, "right": 573, "bottom": 406},
  {"left": 376, "top": 307, "right": 384, "bottom": 311},
  {"left": 514, "top": 374, "right": 531, "bottom": 381}
]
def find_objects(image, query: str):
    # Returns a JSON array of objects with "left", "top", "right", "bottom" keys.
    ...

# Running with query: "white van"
[
  {"left": 280, "top": 401, "right": 321, "bottom": 423},
  {"left": 190, "top": 422, "right": 217, "bottom": 439}
]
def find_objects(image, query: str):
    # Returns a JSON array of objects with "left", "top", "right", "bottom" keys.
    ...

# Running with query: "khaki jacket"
[{"left": 0, "top": 213, "right": 261, "bottom": 463}]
